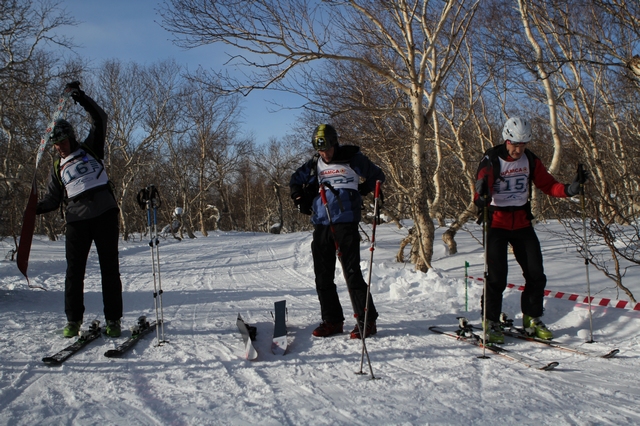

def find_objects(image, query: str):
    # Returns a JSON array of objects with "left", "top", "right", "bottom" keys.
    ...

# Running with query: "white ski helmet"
[{"left": 502, "top": 117, "right": 532, "bottom": 143}]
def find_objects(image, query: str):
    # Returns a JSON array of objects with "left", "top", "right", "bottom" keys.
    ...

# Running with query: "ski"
[
  {"left": 42, "top": 320, "right": 102, "bottom": 365},
  {"left": 429, "top": 326, "right": 559, "bottom": 371},
  {"left": 475, "top": 315, "right": 620, "bottom": 359},
  {"left": 271, "top": 300, "right": 287, "bottom": 355},
  {"left": 17, "top": 85, "right": 76, "bottom": 286},
  {"left": 236, "top": 314, "right": 258, "bottom": 361},
  {"left": 104, "top": 316, "right": 158, "bottom": 358},
  {"left": 500, "top": 327, "right": 620, "bottom": 359}
]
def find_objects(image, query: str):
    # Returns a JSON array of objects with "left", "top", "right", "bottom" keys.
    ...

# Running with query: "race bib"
[
  {"left": 317, "top": 160, "right": 359, "bottom": 190},
  {"left": 60, "top": 149, "right": 108, "bottom": 198},
  {"left": 491, "top": 156, "right": 530, "bottom": 207}
]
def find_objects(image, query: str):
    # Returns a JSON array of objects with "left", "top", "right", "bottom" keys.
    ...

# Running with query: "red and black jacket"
[{"left": 474, "top": 144, "right": 570, "bottom": 230}]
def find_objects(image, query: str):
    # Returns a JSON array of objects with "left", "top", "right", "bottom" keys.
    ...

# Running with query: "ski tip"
[
  {"left": 271, "top": 340, "right": 288, "bottom": 356},
  {"left": 271, "top": 346, "right": 287, "bottom": 356},
  {"left": 602, "top": 349, "right": 620, "bottom": 358},
  {"left": 104, "top": 350, "right": 122, "bottom": 358},
  {"left": 244, "top": 339, "right": 258, "bottom": 361},
  {"left": 42, "top": 357, "right": 61, "bottom": 365},
  {"left": 541, "top": 361, "right": 560, "bottom": 371}
]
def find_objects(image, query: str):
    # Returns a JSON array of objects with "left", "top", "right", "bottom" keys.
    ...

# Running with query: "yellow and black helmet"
[{"left": 312, "top": 124, "right": 338, "bottom": 151}]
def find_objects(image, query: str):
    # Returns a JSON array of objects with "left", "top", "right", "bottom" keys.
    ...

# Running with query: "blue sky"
[{"left": 54, "top": 0, "right": 301, "bottom": 145}]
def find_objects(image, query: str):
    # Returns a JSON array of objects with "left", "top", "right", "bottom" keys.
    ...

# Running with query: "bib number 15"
[{"left": 503, "top": 176, "right": 526, "bottom": 192}]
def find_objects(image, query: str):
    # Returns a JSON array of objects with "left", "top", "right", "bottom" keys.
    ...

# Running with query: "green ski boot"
[
  {"left": 63, "top": 321, "right": 82, "bottom": 338},
  {"left": 105, "top": 320, "right": 122, "bottom": 338},
  {"left": 523, "top": 315, "right": 553, "bottom": 340},
  {"left": 482, "top": 320, "right": 505, "bottom": 344}
]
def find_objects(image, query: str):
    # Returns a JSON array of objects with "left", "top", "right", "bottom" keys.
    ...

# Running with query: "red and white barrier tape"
[{"left": 466, "top": 275, "right": 640, "bottom": 311}]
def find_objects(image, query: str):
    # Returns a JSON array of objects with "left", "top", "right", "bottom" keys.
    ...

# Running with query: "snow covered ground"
[{"left": 1, "top": 220, "right": 639, "bottom": 425}]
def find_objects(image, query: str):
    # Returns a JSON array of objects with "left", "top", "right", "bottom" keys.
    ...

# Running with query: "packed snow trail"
[{"left": 1, "top": 224, "right": 640, "bottom": 425}]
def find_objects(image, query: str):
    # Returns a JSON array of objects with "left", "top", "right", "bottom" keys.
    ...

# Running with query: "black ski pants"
[
  {"left": 65, "top": 208, "right": 123, "bottom": 322},
  {"left": 484, "top": 225, "right": 547, "bottom": 322},
  {"left": 311, "top": 222, "right": 378, "bottom": 325}
]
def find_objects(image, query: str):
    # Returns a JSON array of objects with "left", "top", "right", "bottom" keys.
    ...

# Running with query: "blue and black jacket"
[{"left": 290, "top": 145, "right": 385, "bottom": 226}]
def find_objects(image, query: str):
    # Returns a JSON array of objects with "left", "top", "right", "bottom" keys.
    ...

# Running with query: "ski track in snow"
[{"left": 1, "top": 223, "right": 640, "bottom": 425}]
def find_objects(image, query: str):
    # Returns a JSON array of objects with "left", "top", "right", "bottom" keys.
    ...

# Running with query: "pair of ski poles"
[
  {"left": 319, "top": 180, "right": 382, "bottom": 379},
  {"left": 137, "top": 184, "right": 167, "bottom": 346}
]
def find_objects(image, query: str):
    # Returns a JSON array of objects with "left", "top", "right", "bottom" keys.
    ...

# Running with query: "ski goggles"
[
  {"left": 313, "top": 137, "right": 331, "bottom": 151},
  {"left": 50, "top": 132, "right": 71, "bottom": 145},
  {"left": 506, "top": 140, "right": 528, "bottom": 147}
]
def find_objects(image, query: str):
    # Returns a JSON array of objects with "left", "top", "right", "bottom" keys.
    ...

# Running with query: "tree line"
[{"left": 1, "top": 1, "right": 639, "bottom": 300}]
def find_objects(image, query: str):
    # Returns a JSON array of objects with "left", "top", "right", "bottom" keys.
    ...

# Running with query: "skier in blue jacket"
[{"left": 290, "top": 124, "right": 385, "bottom": 339}]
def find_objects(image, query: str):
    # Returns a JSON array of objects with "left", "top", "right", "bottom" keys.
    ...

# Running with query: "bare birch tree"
[
  {"left": 252, "top": 136, "right": 307, "bottom": 232},
  {"left": 160, "top": 0, "right": 479, "bottom": 271},
  {"left": 438, "top": 37, "right": 495, "bottom": 254},
  {"left": 180, "top": 74, "right": 247, "bottom": 234},
  {"left": 0, "top": 0, "right": 78, "bottom": 250},
  {"left": 96, "top": 59, "right": 182, "bottom": 240}
]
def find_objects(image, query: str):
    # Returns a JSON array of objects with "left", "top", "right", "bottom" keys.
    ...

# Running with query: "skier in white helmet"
[{"left": 474, "top": 116, "right": 588, "bottom": 343}]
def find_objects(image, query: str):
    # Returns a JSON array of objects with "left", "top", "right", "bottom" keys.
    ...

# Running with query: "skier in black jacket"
[
  {"left": 290, "top": 124, "right": 385, "bottom": 339},
  {"left": 36, "top": 82, "right": 123, "bottom": 338}
]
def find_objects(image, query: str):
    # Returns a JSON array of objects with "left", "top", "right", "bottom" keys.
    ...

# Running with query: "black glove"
[
  {"left": 474, "top": 177, "right": 491, "bottom": 209},
  {"left": 64, "top": 81, "right": 82, "bottom": 100},
  {"left": 294, "top": 196, "right": 312, "bottom": 215},
  {"left": 475, "top": 176, "right": 489, "bottom": 197},
  {"left": 292, "top": 192, "right": 312, "bottom": 215},
  {"left": 474, "top": 196, "right": 491, "bottom": 209},
  {"left": 359, "top": 183, "right": 372, "bottom": 197},
  {"left": 566, "top": 165, "right": 590, "bottom": 196}
]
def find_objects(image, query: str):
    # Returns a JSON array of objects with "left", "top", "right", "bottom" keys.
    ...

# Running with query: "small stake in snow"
[{"left": 464, "top": 261, "right": 469, "bottom": 312}]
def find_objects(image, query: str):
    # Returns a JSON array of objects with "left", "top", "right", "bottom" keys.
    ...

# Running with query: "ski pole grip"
[
  {"left": 136, "top": 188, "right": 147, "bottom": 210},
  {"left": 374, "top": 180, "right": 382, "bottom": 199},
  {"left": 577, "top": 163, "right": 585, "bottom": 183},
  {"left": 319, "top": 184, "right": 328, "bottom": 205}
]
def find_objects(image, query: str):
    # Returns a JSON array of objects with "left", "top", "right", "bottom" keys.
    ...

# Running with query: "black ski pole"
[
  {"left": 319, "top": 183, "right": 376, "bottom": 379},
  {"left": 480, "top": 173, "right": 490, "bottom": 359},
  {"left": 151, "top": 187, "right": 167, "bottom": 344},
  {"left": 578, "top": 164, "right": 595, "bottom": 343},
  {"left": 359, "top": 180, "right": 382, "bottom": 374}
]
